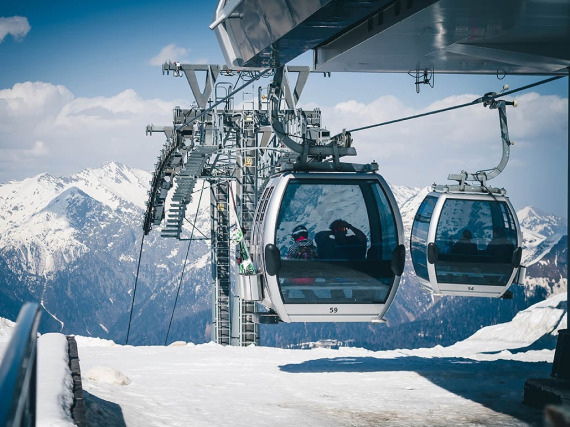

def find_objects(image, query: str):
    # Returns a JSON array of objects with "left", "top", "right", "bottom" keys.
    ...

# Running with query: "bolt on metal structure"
[{"left": 144, "top": 63, "right": 314, "bottom": 345}]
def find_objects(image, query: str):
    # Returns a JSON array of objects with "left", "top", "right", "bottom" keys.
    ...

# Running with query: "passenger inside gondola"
[
  {"left": 286, "top": 224, "right": 318, "bottom": 289},
  {"left": 315, "top": 219, "right": 367, "bottom": 260},
  {"left": 432, "top": 198, "right": 519, "bottom": 285},
  {"left": 451, "top": 229, "right": 478, "bottom": 256},
  {"left": 287, "top": 224, "right": 318, "bottom": 260}
]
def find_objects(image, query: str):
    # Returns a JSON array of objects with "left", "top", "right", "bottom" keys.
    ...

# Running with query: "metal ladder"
[
  {"left": 210, "top": 181, "right": 231, "bottom": 345},
  {"left": 236, "top": 111, "right": 260, "bottom": 346}
]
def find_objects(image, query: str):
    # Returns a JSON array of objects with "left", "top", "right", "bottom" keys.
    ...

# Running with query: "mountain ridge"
[{"left": 0, "top": 162, "right": 566, "bottom": 348}]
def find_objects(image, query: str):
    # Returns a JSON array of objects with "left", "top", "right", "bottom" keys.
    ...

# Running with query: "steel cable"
[{"left": 347, "top": 76, "right": 564, "bottom": 134}]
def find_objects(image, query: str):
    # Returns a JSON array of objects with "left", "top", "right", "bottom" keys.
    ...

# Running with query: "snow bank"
[
  {"left": 0, "top": 318, "right": 15, "bottom": 371},
  {"left": 74, "top": 335, "right": 117, "bottom": 348},
  {"left": 422, "top": 292, "right": 567, "bottom": 361},
  {"left": 1, "top": 292, "right": 567, "bottom": 427},
  {"left": 0, "top": 317, "right": 15, "bottom": 339},
  {"left": 467, "top": 292, "right": 567, "bottom": 344},
  {"left": 72, "top": 294, "right": 566, "bottom": 426},
  {"left": 37, "top": 333, "right": 75, "bottom": 426}
]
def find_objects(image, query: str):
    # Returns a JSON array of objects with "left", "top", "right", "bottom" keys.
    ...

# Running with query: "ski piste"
[{"left": 229, "top": 185, "right": 256, "bottom": 276}]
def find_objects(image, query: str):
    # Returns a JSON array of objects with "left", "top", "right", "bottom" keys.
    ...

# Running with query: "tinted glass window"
[
  {"left": 434, "top": 198, "right": 518, "bottom": 286},
  {"left": 275, "top": 178, "right": 398, "bottom": 304},
  {"left": 410, "top": 195, "right": 437, "bottom": 281}
]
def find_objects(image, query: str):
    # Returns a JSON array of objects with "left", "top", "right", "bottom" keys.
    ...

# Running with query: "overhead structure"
[
  {"left": 146, "top": 64, "right": 352, "bottom": 340},
  {"left": 212, "top": 0, "right": 570, "bottom": 75},
  {"left": 142, "top": 0, "right": 568, "bottom": 350},
  {"left": 206, "top": 0, "right": 569, "bottom": 401},
  {"left": 410, "top": 90, "right": 523, "bottom": 298},
  {"left": 145, "top": 62, "right": 407, "bottom": 327}
]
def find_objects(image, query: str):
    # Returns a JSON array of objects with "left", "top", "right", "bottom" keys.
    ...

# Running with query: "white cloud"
[
  {"left": 301, "top": 91, "right": 567, "bottom": 215},
  {"left": 314, "top": 94, "right": 497, "bottom": 173},
  {"left": 310, "top": 92, "right": 567, "bottom": 182},
  {"left": 149, "top": 44, "right": 190, "bottom": 66},
  {"left": 29, "top": 141, "right": 48, "bottom": 157},
  {"left": 0, "top": 81, "right": 566, "bottom": 215},
  {"left": 0, "top": 81, "right": 187, "bottom": 182},
  {"left": 0, "top": 81, "right": 73, "bottom": 114},
  {"left": 0, "top": 16, "right": 31, "bottom": 44}
]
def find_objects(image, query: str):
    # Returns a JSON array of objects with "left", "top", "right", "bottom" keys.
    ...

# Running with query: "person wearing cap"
[
  {"left": 315, "top": 219, "right": 367, "bottom": 260},
  {"left": 287, "top": 224, "right": 318, "bottom": 260}
]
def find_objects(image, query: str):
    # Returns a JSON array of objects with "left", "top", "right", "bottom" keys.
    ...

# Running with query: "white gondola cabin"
[
  {"left": 410, "top": 191, "right": 523, "bottom": 298},
  {"left": 250, "top": 171, "right": 405, "bottom": 322}
]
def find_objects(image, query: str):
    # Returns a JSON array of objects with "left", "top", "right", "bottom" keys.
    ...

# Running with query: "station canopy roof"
[{"left": 211, "top": 0, "right": 570, "bottom": 75}]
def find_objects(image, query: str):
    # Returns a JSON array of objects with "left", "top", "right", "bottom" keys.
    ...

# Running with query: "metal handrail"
[{"left": 0, "top": 302, "right": 42, "bottom": 427}]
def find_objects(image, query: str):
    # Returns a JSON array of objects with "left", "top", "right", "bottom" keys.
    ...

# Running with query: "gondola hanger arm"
[{"left": 448, "top": 88, "right": 517, "bottom": 186}]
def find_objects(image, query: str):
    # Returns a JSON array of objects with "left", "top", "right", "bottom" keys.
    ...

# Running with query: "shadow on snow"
[
  {"left": 83, "top": 390, "right": 127, "bottom": 427},
  {"left": 279, "top": 355, "right": 550, "bottom": 424}
]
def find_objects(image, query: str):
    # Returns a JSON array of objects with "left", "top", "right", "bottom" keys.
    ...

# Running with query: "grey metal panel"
[
  {"left": 443, "top": 43, "right": 570, "bottom": 73},
  {"left": 239, "top": 0, "right": 273, "bottom": 53},
  {"left": 314, "top": 0, "right": 570, "bottom": 74},
  {"left": 261, "top": 0, "right": 297, "bottom": 41},
  {"left": 287, "top": 0, "right": 327, "bottom": 25},
  {"left": 214, "top": 0, "right": 570, "bottom": 73},
  {"left": 214, "top": 0, "right": 397, "bottom": 67},
  {"left": 225, "top": 13, "right": 255, "bottom": 64}
]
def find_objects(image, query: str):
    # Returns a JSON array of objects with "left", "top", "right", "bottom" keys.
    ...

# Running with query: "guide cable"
[
  {"left": 346, "top": 76, "right": 563, "bottom": 134},
  {"left": 164, "top": 181, "right": 207, "bottom": 345},
  {"left": 126, "top": 233, "right": 146, "bottom": 345}
]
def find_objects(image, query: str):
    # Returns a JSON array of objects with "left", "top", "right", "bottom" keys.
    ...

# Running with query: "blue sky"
[{"left": 0, "top": 1, "right": 568, "bottom": 217}]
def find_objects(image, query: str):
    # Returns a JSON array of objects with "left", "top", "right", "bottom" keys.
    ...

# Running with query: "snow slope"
[
  {"left": 77, "top": 294, "right": 567, "bottom": 426},
  {"left": 78, "top": 343, "right": 545, "bottom": 426},
  {"left": 1, "top": 292, "right": 566, "bottom": 426},
  {"left": 63, "top": 292, "right": 570, "bottom": 426}
]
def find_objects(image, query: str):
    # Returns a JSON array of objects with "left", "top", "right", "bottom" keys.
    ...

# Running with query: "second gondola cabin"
[
  {"left": 410, "top": 190, "right": 523, "bottom": 298},
  {"left": 250, "top": 171, "right": 405, "bottom": 322}
]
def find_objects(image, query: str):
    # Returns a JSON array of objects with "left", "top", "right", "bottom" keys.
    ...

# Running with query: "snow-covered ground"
[{"left": 0, "top": 293, "right": 567, "bottom": 426}]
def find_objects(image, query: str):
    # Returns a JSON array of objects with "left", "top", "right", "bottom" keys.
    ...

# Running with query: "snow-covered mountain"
[
  {"left": 0, "top": 163, "right": 149, "bottom": 276},
  {"left": 0, "top": 162, "right": 566, "bottom": 349},
  {"left": 0, "top": 162, "right": 212, "bottom": 344},
  {"left": 518, "top": 206, "right": 567, "bottom": 266}
]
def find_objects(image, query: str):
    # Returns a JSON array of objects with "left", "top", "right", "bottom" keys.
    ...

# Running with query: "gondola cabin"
[
  {"left": 250, "top": 171, "right": 405, "bottom": 322},
  {"left": 410, "top": 191, "right": 523, "bottom": 298}
]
